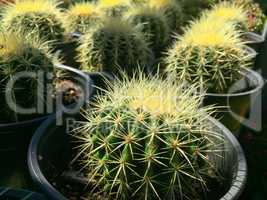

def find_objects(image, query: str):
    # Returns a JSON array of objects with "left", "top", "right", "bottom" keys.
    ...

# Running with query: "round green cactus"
[
  {"left": 164, "top": 17, "right": 252, "bottom": 93},
  {"left": 76, "top": 74, "right": 224, "bottom": 200},
  {"left": 1, "top": 0, "right": 65, "bottom": 43},
  {"left": 126, "top": 6, "right": 170, "bottom": 54},
  {"left": 149, "top": 0, "right": 184, "bottom": 32},
  {"left": 0, "top": 31, "right": 56, "bottom": 122},
  {"left": 64, "top": 1, "right": 104, "bottom": 34},
  {"left": 98, "top": 0, "right": 131, "bottom": 18},
  {"left": 76, "top": 19, "right": 153, "bottom": 74}
]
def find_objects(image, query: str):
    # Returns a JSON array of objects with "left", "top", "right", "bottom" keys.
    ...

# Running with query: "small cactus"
[
  {"left": 149, "top": 0, "right": 184, "bottom": 32},
  {"left": 64, "top": 1, "right": 103, "bottom": 34},
  {"left": 1, "top": 0, "right": 65, "bottom": 43},
  {"left": 231, "top": 0, "right": 266, "bottom": 33},
  {"left": 126, "top": 6, "right": 170, "bottom": 54},
  {"left": 0, "top": 30, "right": 56, "bottom": 122},
  {"left": 76, "top": 19, "right": 153, "bottom": 75},
  {"left": 98, "top": 0, "right": 131, "bottom": 18},
  {"left": 164, "top": 17, "right": 251, "bottom": 93},
  {"left": 76, "top": 74, "right": 224, "bottom": 200}
]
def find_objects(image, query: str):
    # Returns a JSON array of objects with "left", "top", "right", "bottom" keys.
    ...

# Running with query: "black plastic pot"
[
  {"left": 0, "top": 64, "right": 92, "bottom": 189},
  {"left": 203, "top": 68, "right": 264, "bottom": 136},
  {"left": 28, "top": 114, "right": 247, "bottom": 200},
  {"left": 0, "top": 187, "right": 46, "bottom": 200}
]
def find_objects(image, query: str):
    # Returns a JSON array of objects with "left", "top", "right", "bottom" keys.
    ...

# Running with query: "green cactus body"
[
  {"left": 98, "top": 0, "right": 131, "bottom": 18},
  {"left": 76, "top": 75, "right": 224, "bottom": 200},
  {"left": 0, "top": 31, "right": 56, "bottom": 122},
  {"left": 64, "top": 2, "right": 103, "bottom": 34},
  {"left": 127, "top": 7, "right": 170, "bottom": 54},
  {"left": 77, "top": 20, "right": 153, "bottom": 74},
  {"left": 1, "top": 0, "right": 65, "bottom": 43},
  {"left": 149, "top": 0, "right": 184, "bottom": 32}
]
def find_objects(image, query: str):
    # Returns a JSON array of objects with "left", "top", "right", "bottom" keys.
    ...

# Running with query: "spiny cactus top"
[
  {"left": 76, "top": 19, "right": 153, "bottom": 75},
  {"left": 164, "top": 17, "right": 252, "bottom": 93},
  {"left": 126, "top": 6, "right": 170, "bottom": 54},
  {"left": 98, "top": 0, "right": 131, "bottom": 17},
  {"left": 75, "top": 74, "right": 224, "bottom": 200},
  {"left": 1, "top": 0, "right": 65, "bottom": 42},
  {"left": 206, "top": 2, "right": 247, "bottom": 30},
  {"left": 64, "top": 2, "right": 104, "bottom": 34},
  {"left": 0, "top": 31, "right": 56, "bottom": 122},
  {"left": 149, "top": 0, "right": 184, "bottom": 32}
]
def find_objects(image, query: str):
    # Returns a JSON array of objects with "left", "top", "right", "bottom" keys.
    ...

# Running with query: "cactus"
[
  {"left": 76, "top": 19, "right": 153, "bottom": 75},
  {"left": 1, "top": 0, "right": 65, "bottom": 43},
  {"left": 76, "top": 74, "right": 224, "bottom": 200},
  {"left": 206, "top": 1, "right": 248, "bottom": 31},
  {"left": 231, "top": 0, "right": 266, "bottom": 33},
  {"left": 98, "top": 0, "right": 131, "bottom": 18},
  {"left": 149, "top": 0, "right": 184, "bottom": 32},
  {"left": 64, "top": 1, "right": 103, "bottom": 34},
  {"left": 0, "top": 30, "right": 56, "bottom": 122},
  {"left": 164, "top": 17, "right": 251, "bottom": 93},
  {"left": 126, "top": 6, "right": 170, "bottom": 54}
]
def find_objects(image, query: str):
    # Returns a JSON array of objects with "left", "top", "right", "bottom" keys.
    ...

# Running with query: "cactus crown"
[
  {"left": 67, "top": 2, "right": 99, "bottom": 16},
  {"left": 99, "top": 0, "right": 129, "bottom": 8},
  {"left": 65, "top": 2, "right": 103, "bottom": 33},
  {"left": 207, "top": 2, "right": 247, "bottom": 28},
  {"left": 182, "top": 17, "right": 242, "bottom": 46},
  {"left": 76, "top": 19, "right": 153, "bottom": 74},
  {"left": 1, "top": 0, "right": 65, "bottom": 42},
  {"left": 76, "top": 74, "right": 224, "bottom": 200}
]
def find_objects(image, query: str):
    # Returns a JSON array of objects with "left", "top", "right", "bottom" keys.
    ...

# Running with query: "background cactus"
[
  {"left": 76, "top": 19, "right": 153, "bottom": 75},
  {"left": 64, "top": 1, "right": 103, "bottom": 34},
  {"left": 230, "top": 0, "right": 266, "bottom": 33},
  {"left": 1, "top": 0, "right": 65, "bottom": 43},
  {"left": 164, "top": 17, "right": 252, "bottom": 93},
  {"left": 149, "top": 0, "right": 184, "bottom": 32},
  {"left": 0, "top": 30, "right": 56, "bottom": 122},
  {"left": 206, "top": 1, "right": 248, "bottom": 31},
  {"left": 76, "top": 74, "right": 224, "bottom": 200},
  {"left": 98, "top": 0, "right": 131, "bottom": 18},
  {"left": 126, "top": 6, "right": 170, "bottom": 55}
]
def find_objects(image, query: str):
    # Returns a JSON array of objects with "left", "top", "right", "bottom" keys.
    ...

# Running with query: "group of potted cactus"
[{"left": 0, "top": 0, "right": 266, "bottom": 200}]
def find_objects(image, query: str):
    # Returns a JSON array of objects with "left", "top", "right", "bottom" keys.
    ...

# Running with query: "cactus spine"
[
  {"left": 76, "top": 74, "right": 224, "bottom": 200},
  {"left": 126, "top": 6, "right": 170, "bottom": 54},
  {"left": 64, "top": 2, "right": 103, "bottom": 34},
  {"left": 1, "top": 0, "right": 65, "bottom": 43},
  {"left": 76, "top": 19, "right": 153, "bottom": 74}
]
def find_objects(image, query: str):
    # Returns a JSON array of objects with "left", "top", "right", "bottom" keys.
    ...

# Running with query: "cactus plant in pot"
[
  {"left": 164, "top": 16, "right": 264, "bottom": 135},
  {"left": 0, "top": 30, "right": 91, "bottom": 189},
  {"left": 28, "top": 74, "right": 247, "bottom": 200}
]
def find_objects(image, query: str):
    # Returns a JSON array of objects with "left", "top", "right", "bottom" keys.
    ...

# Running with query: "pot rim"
[
  {"left": 0, "top": 64, "right": 90, "bottom": 128},
  {"left": 28, "top": 114, "right": 247, "bottom": 200},
  {"left": 205, "top": 67, "right": 264, "bottom": 97}
]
